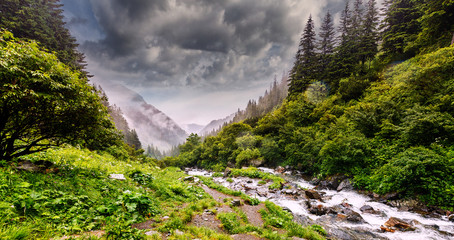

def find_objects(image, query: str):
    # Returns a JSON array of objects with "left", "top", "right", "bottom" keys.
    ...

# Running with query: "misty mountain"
[
  {"left": 199, "top": 113, "right": 235, "bottom": 136},
  {"left": 97, "top": 83, "right": 188, "bottom": 150},
  {"left": 182, "top": 124, "right": 205, "bottom": 135}
]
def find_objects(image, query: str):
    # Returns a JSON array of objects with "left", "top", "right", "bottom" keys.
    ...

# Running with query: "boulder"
[
  {"left": 183, "top": 176, "right": 194, "bottom": 181},
  {"left": 337, "top": 179, "right": 353, "bottom": 192},
  {"left": 309, "top": 204, "right": 329, "bottom": 216},
  {"left": 449, "top": 214, "right": 454, "bottom": 222},
  {"left": 15, "top": 160, "right": 54, "bottom": 173},
  {"left": 275, "top": 166, "right": 285, "bottom": 173},
  {"left": 384, "top": 217, "right": 416, "bottom": 231},
  {"left": 305, "top": 189, "right": 323, "bottom": 201}
]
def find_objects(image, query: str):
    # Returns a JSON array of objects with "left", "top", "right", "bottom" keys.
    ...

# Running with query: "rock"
[
  {"left": 337, "top": 179, "right": 353, "bottom": 192},
  {"left": 231, "top": 199, "right": 242, "bottom": 207},
  {"left": 384, "top": 217, "right": 416, "bottom": 231},
  {"left": 359, "top": 205, "right": 382, "bottom": 215},
  {"left": 250, "top": 158, "right": 264, "bottom": 167},
  {"left": 15, "top": 160, "right": 54, "bottom": 172},
  {"left": 275, "top": 166, "right": 285, "bottom": 173},
  {"left": 183, "top": 176, "right": 194, "bottom": 181},
  {"left": 174, "top": 229, "right": 184, "bottom": 236},
  {"left": 109, "top": 174, "right": 126, "bottom": 180},
  {"left": 305, "top": 189, "right": 323, "bottom": 201},
  {"left": 282, "top": 206, "right": 292, "bottom": 213},
  {"left": 293, "top": 214, "right": 315, "bottom": 226},
  {"left": 309, "top": 204, "right": 328, "bottom": 216},
  {"left": 449, "top": 214, "right": 454, "bottom": 222},
  {"left": 223, "top": 168, "right": 232, "bottom": 177},
  {"left": 162, "top": 216, "right": 170, "bottom": 221},
  {"left": 309, "top": 177, "right": 321, "bottom": 185},
  {"left": 344, "top": 209, "right": 364, "bottom": 223},
  {"left": 145, "top": 230, "right": 160, "bottom": 236}
]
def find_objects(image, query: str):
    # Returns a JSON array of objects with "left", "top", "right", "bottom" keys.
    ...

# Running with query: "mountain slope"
[
  {"left": 97, "top": 83, "right": 188, "bottom": 150},
  {"left": 199, "top": 114, "right": 235, "bottom": 136}
]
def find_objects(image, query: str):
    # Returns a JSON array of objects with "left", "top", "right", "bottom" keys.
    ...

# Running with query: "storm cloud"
[
  {"left": 69, "top": 0, "right": 343, "bottom": 89},
  {"left": 61, "top": 0, "right": 383, "bottom": 124}
]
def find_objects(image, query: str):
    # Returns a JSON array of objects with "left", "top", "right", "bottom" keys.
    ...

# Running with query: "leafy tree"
[
  {"left": 289, "top": 15, "right": 317, "bottom": 96},
  {"left": 0, "top": 0, "right": 86, "bottom": 73},
  {"left": 0, "top": 31, "right": 120, "bottom": 160}
]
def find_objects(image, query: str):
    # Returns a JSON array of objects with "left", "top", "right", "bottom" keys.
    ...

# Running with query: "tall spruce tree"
[
  {"left": 318, "top": 11, "right": 336, "bottom": 82},
  {"left": 359, "top": 0, "right": 379, "bottom": 65},
  {"left": 289, "top": 15, "right": 317, "bottom": 96},
  {"left": 0, "top": 0, "right": 86, "bottom": 73},
  {"left": 332, "top": 1, "right": 357, "bottom": 85},
  {"left": 380, "top": 0, "right": 421, "bottom": 63},
  {"left": 413, "top": 0, "right": 454, "bottom": 50}
]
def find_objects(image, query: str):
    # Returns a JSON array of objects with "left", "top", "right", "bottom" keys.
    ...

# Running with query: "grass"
[{"left": 0, "top": 146, "right": 325, "bottom": 239}]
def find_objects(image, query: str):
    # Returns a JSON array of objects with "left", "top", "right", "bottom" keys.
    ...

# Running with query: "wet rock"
[
  {"left": 309, "top": 177, "right": 321, "bottom": 185},
  {"left": 305, "top": 189, "right": 322, "bottom": 200},
  {"left": 449, "top": 214, "right": 454, "bottom": 222},
  {"left": 293, "top": 214, "right": 315, "bottom": 226},
  {"left": 275, "top": 166, "right": 285, "bottom": 173},
  {"left": 384, "top": 217, "right": 416, "bottom": 231},
  {"left": 337, "top": 179, "right": 353, "bottom": 192},
  {"left": 250, "top": 158, "right": 264, "bottom": 167},
  {"left": 360, "top": 205, "right": 383, "bottom": 216},
  {"left": 328, "top": 204, "right": 365, "bottom": 223},
  {"left": 309, "top": 204, "right": 329, "bottom": 216},
  {"left": 377, "top": 192, "right": 400, "bottom": 202},
  {"left": 360, "top": 205, "right": 375, "bottom": 213}
]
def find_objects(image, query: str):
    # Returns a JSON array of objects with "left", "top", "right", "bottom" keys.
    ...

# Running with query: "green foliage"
[
  {"left": 0, "top": 31, "right": 121, "bottom": 160},
  {"left": 367, "top": 147, "right": 454, "bottom": 207}
]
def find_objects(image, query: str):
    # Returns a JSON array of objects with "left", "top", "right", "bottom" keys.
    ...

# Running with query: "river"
[{"left": 187, "top": 167, "right": 454, "bottom": 240}]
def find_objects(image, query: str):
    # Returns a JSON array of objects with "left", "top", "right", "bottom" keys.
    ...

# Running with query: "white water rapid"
[{"left": 187, "top": 168, "right": 454, "bottom": 240}]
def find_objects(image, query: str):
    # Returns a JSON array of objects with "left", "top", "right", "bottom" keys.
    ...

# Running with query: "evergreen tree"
[
  {"left": 380, "top": 0, "right": 421, "bottom": 62},
  {"left": 359, "top": 0, "right": 380, "bottom": 65},
  {"left": 412, "top": 0, "right": 454, "bottom": 50},
  {"left": 318, "top": 11, "right": 336, "bottom": 82},
  {"left": 289, "top": 15, "right": 317, "bottom": 96},
  {"left": 332, "top": 1, "right": 357, "bottom": 86},
  {"left": 0, "top": 0, "right": 86, "bottom": 73}
]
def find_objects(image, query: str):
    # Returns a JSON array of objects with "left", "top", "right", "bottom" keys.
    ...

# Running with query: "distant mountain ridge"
[
  {"left": 199, "top": 113, "right": 235, "bottom": 136},
  {"left": 97, "top": 83, "right": 188, "bottom": 151}
]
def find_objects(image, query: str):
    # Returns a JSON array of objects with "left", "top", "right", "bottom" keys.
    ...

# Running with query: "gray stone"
[
  {"left": 337, "top": 179, "right": 354, "bottom": 192},
  {"left": 449, "top": 214, "right": 454, "bottom": 222}
]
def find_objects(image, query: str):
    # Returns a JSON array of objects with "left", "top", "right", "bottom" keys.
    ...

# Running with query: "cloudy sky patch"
[{"left": 61, "top": 0, "right": 382, "bottom": 125}]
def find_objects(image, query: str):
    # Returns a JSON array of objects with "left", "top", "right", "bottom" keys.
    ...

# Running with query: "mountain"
[
  {"left": 182, "top": 124, "right": 205, "bottom": 135},
  {"left": 199, "top": 113, "right": 235, "bottom": 136},
  {"left": 97, "top": 83, "right": 188, "bottom": 150}
]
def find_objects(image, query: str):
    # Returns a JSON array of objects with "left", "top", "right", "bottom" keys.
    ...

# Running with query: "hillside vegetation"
[{"left": 171, "top": 0, "right": 454, "bottom": 209}]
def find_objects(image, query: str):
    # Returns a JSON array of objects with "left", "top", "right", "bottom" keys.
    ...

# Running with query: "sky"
[{"left": 60, "top": 0, "right": 380, "bottom": 126}]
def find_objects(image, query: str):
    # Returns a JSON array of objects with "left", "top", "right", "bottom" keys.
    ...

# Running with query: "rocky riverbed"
[{"left": 187, "top": 167, "right": 454, "bottom": 240}]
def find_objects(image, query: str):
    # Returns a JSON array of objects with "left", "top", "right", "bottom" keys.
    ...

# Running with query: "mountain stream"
[{"left": 187, "top": 168, "right": 454, "bottom": 240}]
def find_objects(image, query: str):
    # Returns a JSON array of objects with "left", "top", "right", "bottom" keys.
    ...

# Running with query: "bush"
[{"left": 368, "top": 147, "right": 454, "bottom": 207}]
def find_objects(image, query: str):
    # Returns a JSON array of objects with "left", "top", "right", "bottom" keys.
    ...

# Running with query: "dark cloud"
[{"left": 64, "top": 0, "right": 385, "bottom": 91}]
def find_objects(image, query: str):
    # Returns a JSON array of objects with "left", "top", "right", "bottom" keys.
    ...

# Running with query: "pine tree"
[
  {"left": 380, "top": 0, "right": 421, "bottom": 63},
  {"left": 318, "top": 11, "right": 336, "bottom": 82},
  {"left": 0, "top": 0, "right": 87, "bottom": 74},
  {"left": 289, "top": 15, "right": 317, "bottom": 96},
  {"left": 413, "top": 0, "right": 454, "bottom": 50},
  {"left": 359, "top": 0, "right": 379, "bottom": 65},
  {"left": 332, "top": 1, "right": 357, "bottom": 84}
]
